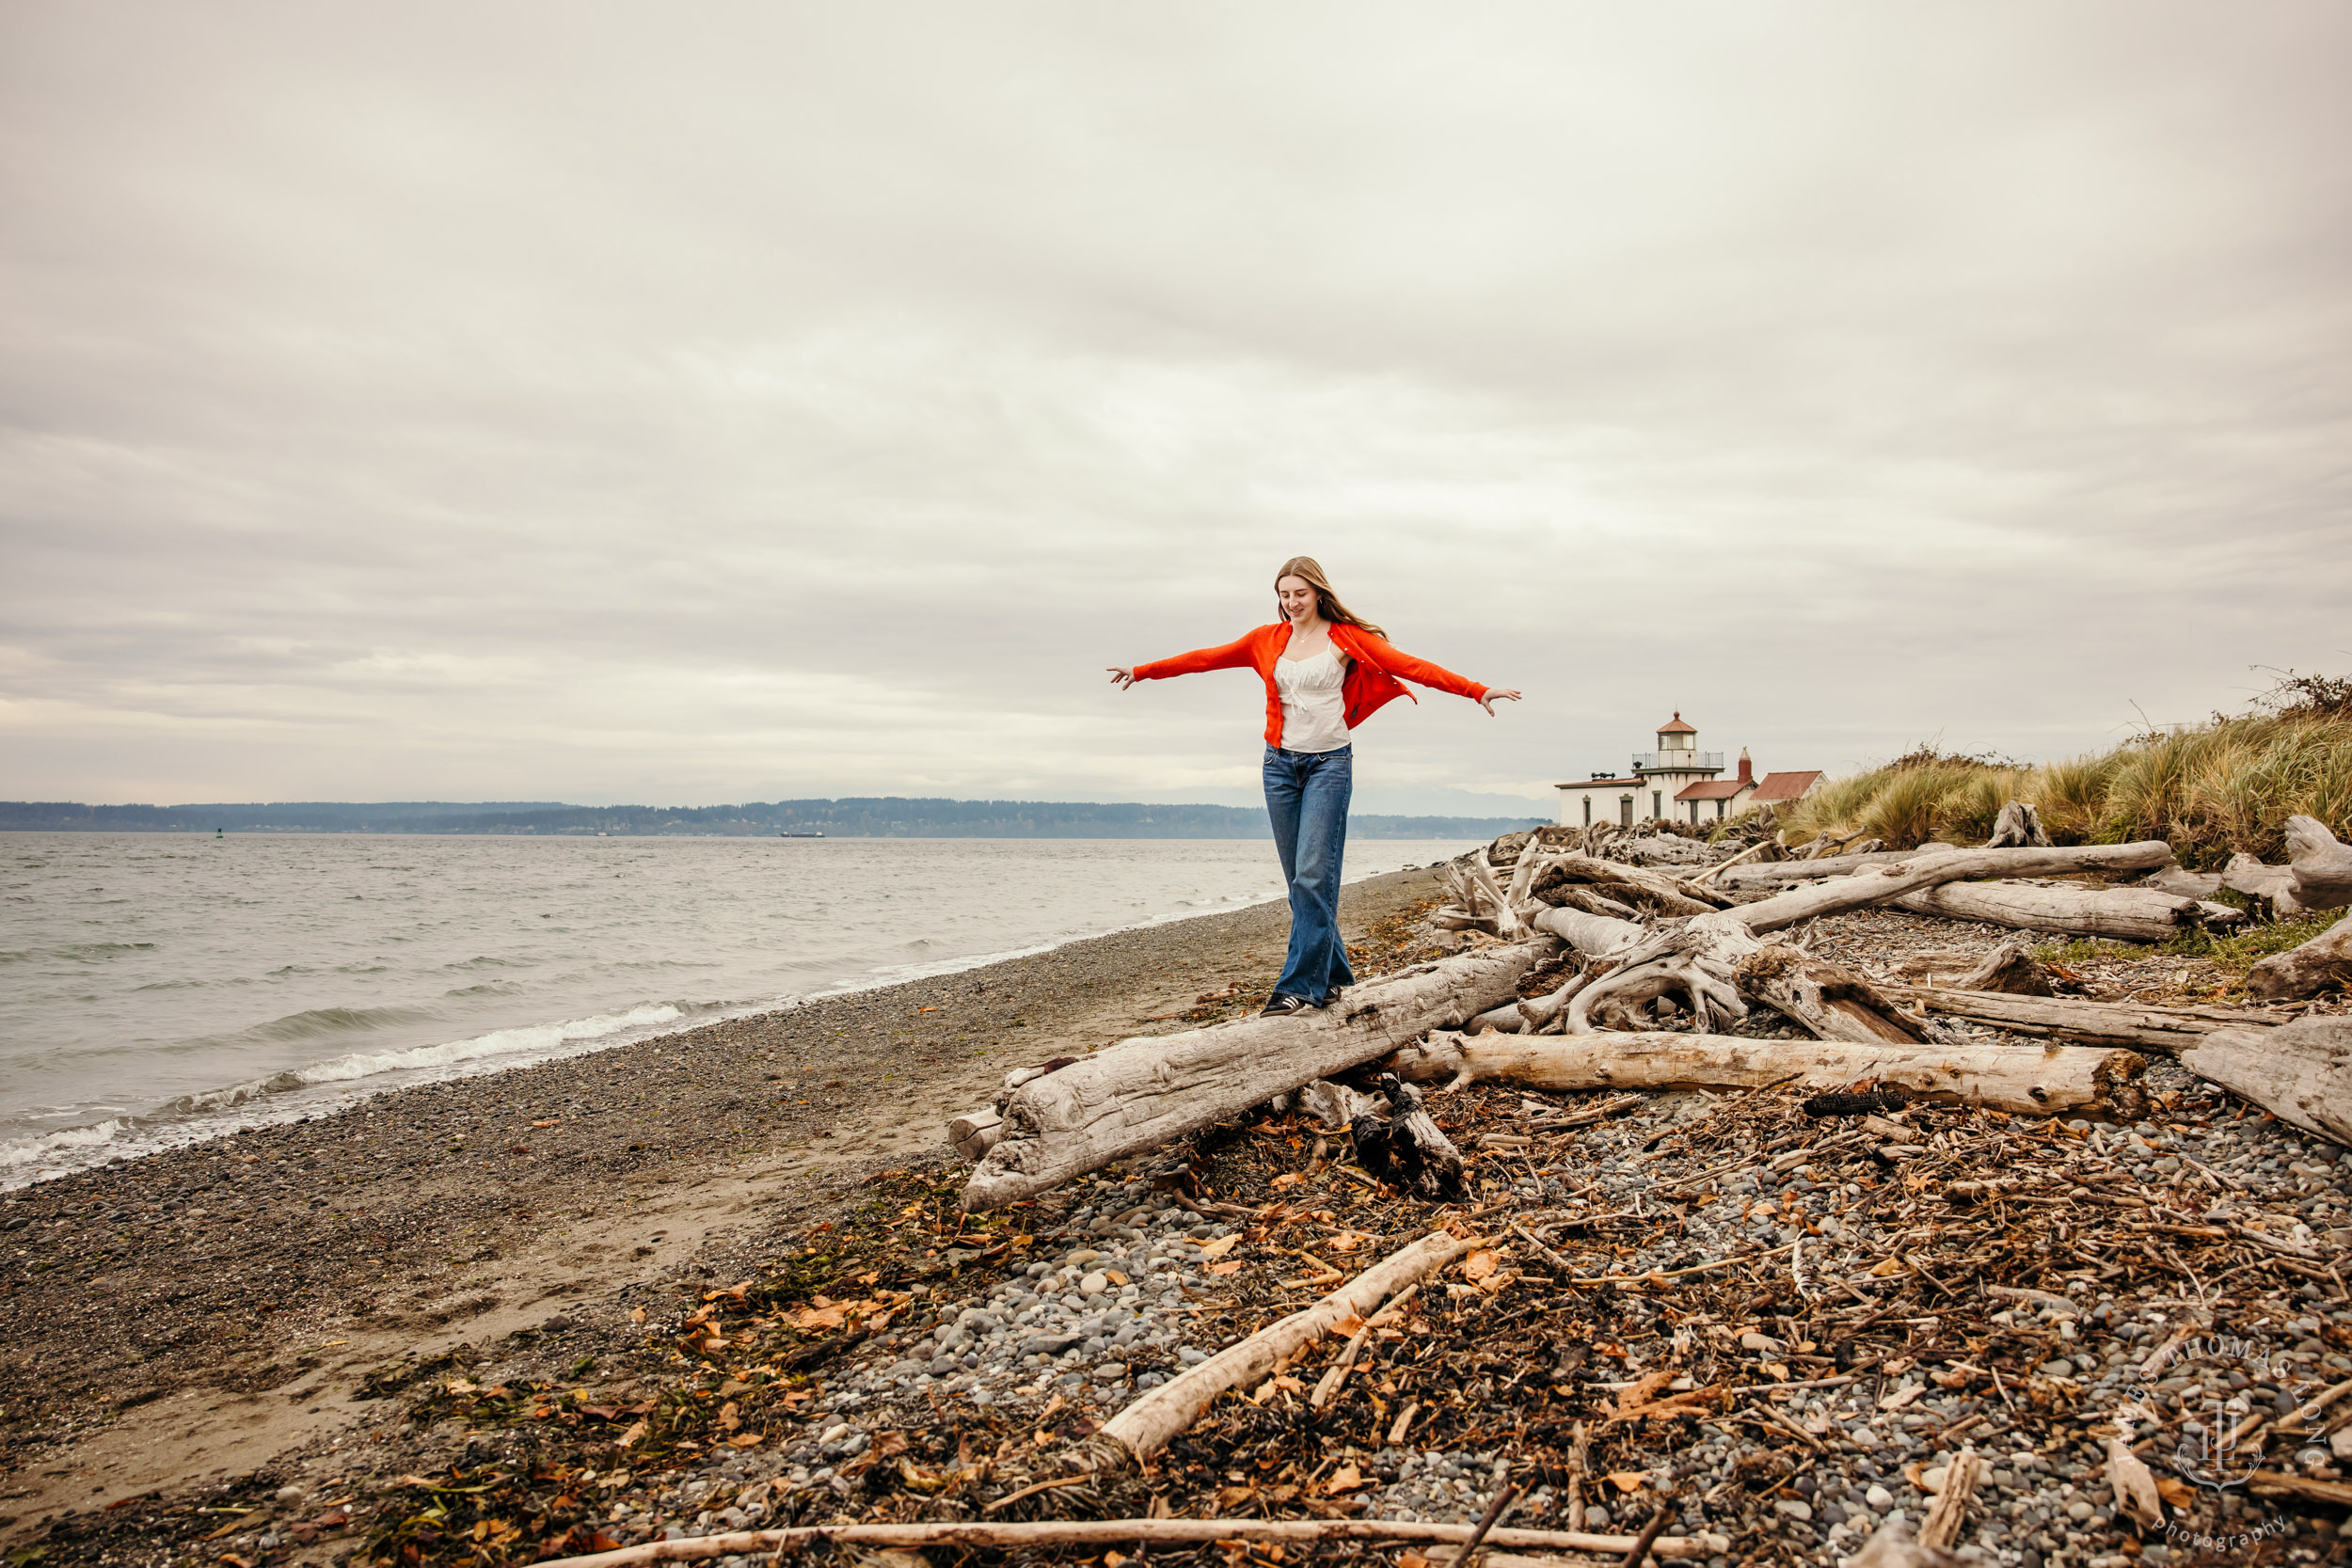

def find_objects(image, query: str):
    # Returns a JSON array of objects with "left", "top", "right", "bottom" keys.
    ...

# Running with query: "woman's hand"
[
  {"left": 1107, "top": 666, "right": 1136, "bottom": 689},
  {"left": 1478, "top": 688, "right": 1522, "bottom": 716}
]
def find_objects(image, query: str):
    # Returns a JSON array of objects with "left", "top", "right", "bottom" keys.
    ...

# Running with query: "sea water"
[{"left": 0, "top": 833, "right": 1473, "bottom": 1184}]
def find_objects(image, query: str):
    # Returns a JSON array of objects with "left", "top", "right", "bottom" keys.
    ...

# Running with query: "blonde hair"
[{"left": 1274, "top": 556, "right": 1386, "bottom": 640}]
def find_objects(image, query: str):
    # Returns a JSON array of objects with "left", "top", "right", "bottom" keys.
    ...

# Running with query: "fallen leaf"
[
  {"left": 1879, "top": 1384, "right": 1926, "bottom": 1412},
  {"left": 727, "top": 1433, "right": 764, "bottom": 1448},
  {"left": 1325, "top": 1464, "right": 1364, "bottom": 1493},
  {"left": 1104, "top": 1270, "right": 1129, "bottom": 1287},
  {"left": 1607, "top": 1470, "right": 1648, "bottom": 1494},
  {"left": 628, "top": 1307, "right": 645, "bottom": 1324},
  {"left": 1461, "top": 1249, "right": 1500, "bottom": 1283},
  {"left": 2154, "top": 1475, "right": 2195, "bottom": 1510},
  {"left": 718, "top": 1401, "right": 740, "bottom": 1431},
  {"left": 1762, "top": 1362, "right": 1790, "bottom": 1382},
  {"left": 1614, "top": 1371, "right": 1677, "bottom": 1414},
  {"left": 1208, "top": 1259, "right": 1245, "bottom": 1276},
  {"left": 2108, "top": 1437, "right": 2166, "bottom": 1528},
  {"left": 1272, "top": 1173, "right": 1309, "bottom": 1189},
  {"left": 1199, "top": 1234, "right": 1241, "bottom": 1259},
  {"left": 1869, "top": 1257, "right": 1907, "bottom": 1277},
  {"left": 445, "top": 1378, "right": 477, "bottom": 1395},
  {"left": 616, "top": 1419, "right": 648, "bottom": 1448}
]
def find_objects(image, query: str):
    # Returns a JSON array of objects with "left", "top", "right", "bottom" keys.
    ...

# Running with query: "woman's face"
[{"left": 1276, "top": 575, "right": 1320, "bottom": 623}]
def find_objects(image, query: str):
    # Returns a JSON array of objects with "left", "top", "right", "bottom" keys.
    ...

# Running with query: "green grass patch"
[{"left": 1754, "top": 671, "right": 2352, "bottom": 863}]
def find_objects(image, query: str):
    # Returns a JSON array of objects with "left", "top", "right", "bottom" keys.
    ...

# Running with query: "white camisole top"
[{"left": 1274, "top": 649, "right": 1351, "bottom": 753}]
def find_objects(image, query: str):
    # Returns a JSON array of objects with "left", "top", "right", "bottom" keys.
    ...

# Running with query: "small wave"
[
  {"left": 290, "top": 1003, "right": 685, "bottom": 1087},
  {"left": 0, "top": 941, "right": 159, "bottom": 966},
  {"left": 1, "top": 1117, "right": 137, "bottom": 1170},
  {"left": 234, "top": 1005, "right": 438, "bottom": 1043}
]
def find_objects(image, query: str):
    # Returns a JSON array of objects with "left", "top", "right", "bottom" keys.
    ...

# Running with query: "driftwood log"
[
  {"left": 1389, "top": 1028, "right": 2148, "bottom": 1117},
  {"left": 1881, "top": 983, "right": 2282, "bottom": 1055},
  {"left": 1891, "top": 938, "right": 2052, "bottom": 994},
  {"left": 1716, "top": 848, "right": 1930, "bottom": 890},
  {"left": 2179, "top": 1014, "right": 2352, "bottom": 1147},
  {"left": 1094, "top": 1228, "right": 1470, "bottom": 1460},
  {"left": 1541, "top": 843, "right": 2174, "bottom": 1043},
  {"left": 526, "top": 1516, "right": 1729, "bottom": 1568},
  {"left": 2142, "top": 858, "right": 2224, "bottom": 899},
  {"left": 2247, "top": 911, "right": 2352, "bottom": 1001},
  {"left": 2224, "top": 854, "right": 2308, "bottom": 919},
  {"left": 1890, "top": 880, "right": 2247, "bottom": 942},
  {"left": 2288, "top": 815, "right": 2352, "bottom": 910},
  {"left": 961, "top": 940, "right": 1552, "bottom": 1210}
]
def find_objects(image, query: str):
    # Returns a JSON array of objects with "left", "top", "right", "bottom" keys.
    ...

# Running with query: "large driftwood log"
[
  {"left": 2246, "top": 911, "right": 2352, "bottom": 1001},
  {"left": 2288, "top": 816, "right": 2352, "bottom": 910},
  {"left": 1882, "top": 983, "right": 2280, "bottom": 1054},
  {"left": 1390, "top": 1029, "right": 2147, "bottom": 1117},
  {"left": 2179, "top": 1015, "right": 2352, "bottom": 1147},
  {"left": 961, "top": 941, "right": 1552, "bottom": 1210},
  {"left": 1726, "top": 841, "right": 2175, "bottom": 935},
  {"left": 1891, "top": 880, "right": 2246, "bottom": 942}
]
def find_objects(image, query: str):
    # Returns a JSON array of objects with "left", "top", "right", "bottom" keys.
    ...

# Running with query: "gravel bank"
[{"left": 0, "top": 864, "right": 1445, "bottom": 1543}]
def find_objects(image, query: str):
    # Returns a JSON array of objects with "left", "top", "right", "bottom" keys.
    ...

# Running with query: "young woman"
[{"left": 1109, "top": 557, "right": 1520, "bottom": 1016}]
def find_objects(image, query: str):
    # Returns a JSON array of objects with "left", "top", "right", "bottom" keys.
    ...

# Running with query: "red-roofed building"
[
  {"left": 1555, "top": 716, "right": 1820, "bottom": 827},
  {"left": 1749, "top": 769, "right": 1825, "bottom": 808}
]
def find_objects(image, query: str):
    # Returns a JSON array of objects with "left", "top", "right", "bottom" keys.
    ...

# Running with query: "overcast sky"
[{"left": 3, "top": 3, "right": 2347, "bottom": 815}]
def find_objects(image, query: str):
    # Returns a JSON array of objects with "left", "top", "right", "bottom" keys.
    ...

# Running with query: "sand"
[{"left": 0, "top": 864, "right": 1443, "bottom": 1542}]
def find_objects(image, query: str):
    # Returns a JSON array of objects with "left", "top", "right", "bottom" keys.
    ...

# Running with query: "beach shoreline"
[{"left": 0, "top": 863, "right": 1445, "bottom": 1542}]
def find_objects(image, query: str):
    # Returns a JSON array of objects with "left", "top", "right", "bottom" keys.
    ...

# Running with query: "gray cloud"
[{"left": 3, "top": 2, "right": 2347, "bottom": 814}]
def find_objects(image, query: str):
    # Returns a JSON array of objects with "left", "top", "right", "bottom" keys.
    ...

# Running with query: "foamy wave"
[
  {"left": 3, "top": 1003, "right": 690, "bottom": 1181},
  {"left": 1, "top": 1117, "right": 136, "bottom": 1169},
  {"left": 293, "top": 1004, "right": 684, "bottom": 1085}
]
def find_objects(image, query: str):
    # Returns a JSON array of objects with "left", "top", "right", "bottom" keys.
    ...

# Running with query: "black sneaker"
[{"left": 1261, "top": 993, "right": 1311, "bottom": 1018}]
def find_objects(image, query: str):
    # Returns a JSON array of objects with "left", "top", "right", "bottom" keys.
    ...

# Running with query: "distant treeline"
[{"left": 0, "top": 798, "right": 1546, "bottom": 840}]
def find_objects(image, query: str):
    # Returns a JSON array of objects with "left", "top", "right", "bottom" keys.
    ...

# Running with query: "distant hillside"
[{"left": 0, "top": 798, "right": 1545, "bottom": 840}]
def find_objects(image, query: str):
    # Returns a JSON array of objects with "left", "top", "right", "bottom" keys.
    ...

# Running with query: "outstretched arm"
[
  {"left": 1110, "top": 631, "right": 1262, "bottom": 689},
  {"left": 1345, "top": 626, "right": 1520, "bottom": 715}
]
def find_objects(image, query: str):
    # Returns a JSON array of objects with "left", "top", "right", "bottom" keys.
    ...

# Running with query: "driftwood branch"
[
  {"left": 1390, "top": 1029, "right": 2147, "bottom": 1117},
  {"left": 961, "top": 940, "right": 1552, "bottom": 1210},
  {"left": 1097, "top": 1229, "right": 1471, "bottom": 1460},
  {"left": 524, "top": 1516, "right": 1731, "bottom": 1568}
]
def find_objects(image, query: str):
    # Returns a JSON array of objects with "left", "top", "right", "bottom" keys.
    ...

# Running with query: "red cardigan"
[{"left": 1134, "top": 622, "right": 1489, "bottom": 747}]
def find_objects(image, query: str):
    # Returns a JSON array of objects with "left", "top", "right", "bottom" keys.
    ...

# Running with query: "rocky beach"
[
  {"left": 0, "top": 866, "right": 1444, "bottom": 1552},
  {"left": 8, "top": 852, "right": 2352, "bottom": 1568}
]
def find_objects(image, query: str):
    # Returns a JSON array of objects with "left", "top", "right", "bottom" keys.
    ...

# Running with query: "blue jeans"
[{"left": 1263, "top": 743, "right": 1354, "bottom": 1005}]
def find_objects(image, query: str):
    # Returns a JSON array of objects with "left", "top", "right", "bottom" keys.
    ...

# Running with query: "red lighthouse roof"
[{"left": 1656, "top": 711, "right": 1696, "bottom": 735}]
